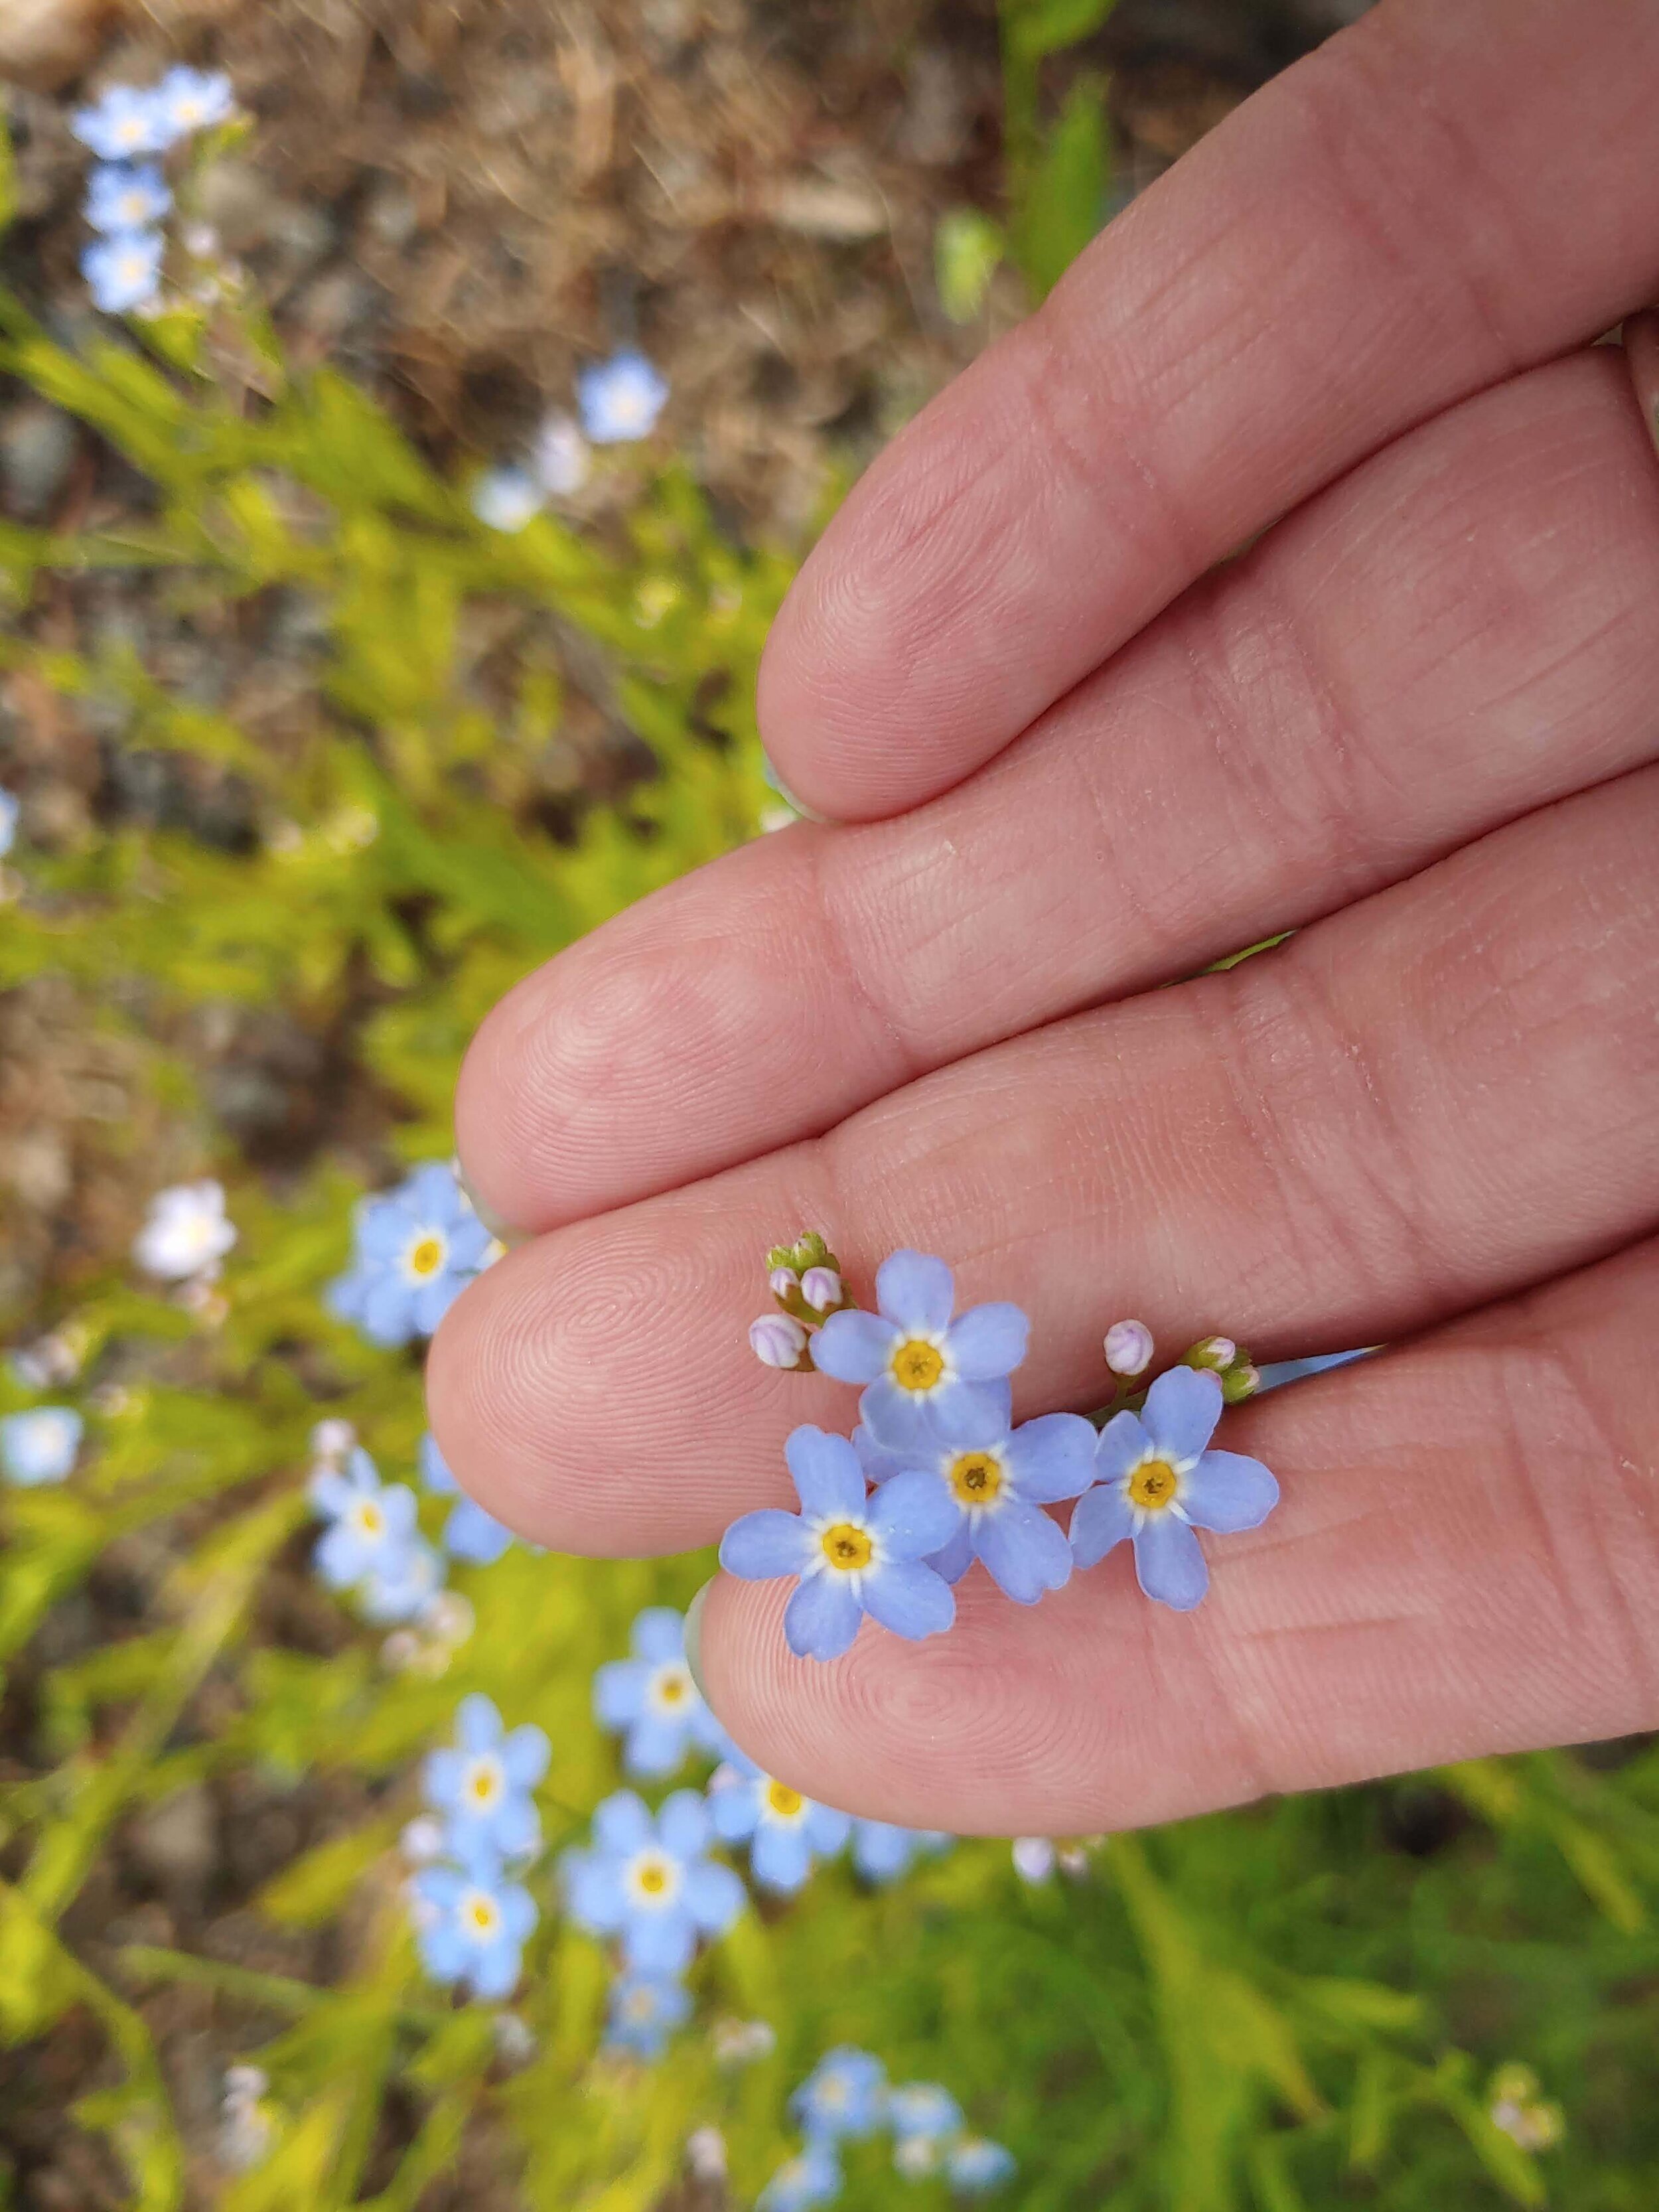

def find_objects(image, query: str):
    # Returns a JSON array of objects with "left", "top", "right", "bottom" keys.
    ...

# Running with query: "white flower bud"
[
  {"left": 1103, "top": 1319, "right": 1154, "bottom": 1377},
  {"left": 800, "top": 1266, "right": 843, "bottom": 1313},
  {"left": 310, "top": 1418, "right": 356, "bottom": 1463},
  {"left": 750, "top": 1313, "right": 808, "bottom": 1370},
  {"left": 768, "top": 1266, "right": 800, "bottom": 1301},
  {"left": 400, "top": 1816, "right": 445, "bottom": 1864},
  {"left": 1190, "top": 1335, "right": 1236, "bottom": 1371},
  {"left": 687, "top": 2126, "right": 728, "bottom": 2182}
]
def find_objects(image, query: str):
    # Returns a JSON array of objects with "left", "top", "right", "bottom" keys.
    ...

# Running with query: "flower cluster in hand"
[
  {"left": 725, "top": 1244, "right": 1281, "bottom": 1654},
  {"left": 72, "top": 71, "right": 236, "bottom": 315},
  {"left": 760, "top": 2046, "right": 1015, "bottom": 2207},
  {"left": 409, "top": 1696, "right": 548, "bottom": 2000},
  {"left": 327, "top": 1161, "right": 495, "bottom": 1348}
]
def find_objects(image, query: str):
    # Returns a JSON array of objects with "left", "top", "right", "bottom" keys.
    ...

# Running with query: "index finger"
[{"left": 761, "top": 0, "right": 1659, "bottom": 821}]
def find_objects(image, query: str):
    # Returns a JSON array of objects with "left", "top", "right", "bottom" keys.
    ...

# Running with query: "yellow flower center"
[
  {"left": 467, "top": 1896, "right": 498, "bottom": 1933},
  {"left": 467, "top": 1761, "right": 501, "bottom": 1804},
  {"left": 891, "top": 1338, "right": 944, "bottom": 1392},
  {"left": 820, "top": 1522, "right": 873, "bottom": 1572},
  {"left": 353, "top": 1501, "right": 384, "bottom": 1536},
  {"left": 1128, "top": 1458, "right": 1179, "bottom": 1512},
  {"left": 635, "top": 1856, "right": 670, "bottom": 1895},
  {"left": 658, "top": 1671, "right": 687, "bottom": 1706},
  {"left": 409, "top": 1234, "right": 445, "bottom": 1277},
  {"left": 949, "top": 1451, "right": 1003, "bottom": 1506},
  {"left": 766, "top": 1781, "right": 804, "bottom": 1820}
]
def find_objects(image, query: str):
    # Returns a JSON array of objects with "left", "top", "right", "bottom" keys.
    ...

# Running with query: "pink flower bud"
[
  {"left": 767, "top": 1266, "right": 799, "bottom": 1301},
  {"left": 800, "top": 1265, "right": 843, "bottom": 1313},
  {"left": 1222, "top": 1363, "right": 1261, "bottom": 1404},
  {"left": 1190, "top": 1335, "right": 1236, "bottom": 1371},
  {"left": 1103, "top": 1319, "right": 1154, "bottom": 1377},
  {"left": 750, "top": 1313, "right": 808, "bottom": 1369}
]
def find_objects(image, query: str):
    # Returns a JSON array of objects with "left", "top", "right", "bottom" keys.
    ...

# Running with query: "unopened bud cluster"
[
  {"left": 1102, "top": 1320, "right": 1260, "bottom": 1409},
  {"left": 749, "top": 1232, "right": 855, "bottom": 1371}
]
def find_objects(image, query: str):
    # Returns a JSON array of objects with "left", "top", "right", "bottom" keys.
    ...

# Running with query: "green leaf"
[
  {"left": 935, "top": 208, "right": 1008, "bottom": 323},
  {"left": 1012, "top": 78, "right": 1110, "bottom": 299},
  {"left": 1003, "top": 0, "right": 1121, "bottom": 63}
]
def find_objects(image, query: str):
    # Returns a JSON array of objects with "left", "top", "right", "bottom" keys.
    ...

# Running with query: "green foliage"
[{"left": 1, "top": 132, "right": 1657, "bottom": 2212}]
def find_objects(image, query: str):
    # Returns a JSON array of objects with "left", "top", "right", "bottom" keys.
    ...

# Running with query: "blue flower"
[
  {"left": 812, "top": 1251, "right": 1029, "bottom": 1456},
  {"left": 412, "top": 1854, "right": 536, "bottom": 2000},
  {"left": 425, "top": 1694, "right": 549, "bottom": 1862},
  {"left": 563, "top": 1790, "right": 745, "bottom": 1974},
  {"left": 849, "top": 1819, "right": 950, "bottom": 1884},
  {"left": 948, "top": 2138, "right": 1017, "bottom": 2193},
  {"left": 326, "top": 1162, "right": 493, "bottom": 1347},
  {"left": 757, "top": 2142, "right": 841, "bottom": 2212},
  {"left": 593, "top": 1606, "right": 727, "bottom": 1778},
  {"left": 470, "top": 465, "right": 541, "bottom": 533},
  {"left": 719, "top": 1426, "right": 958, "bottom": 1661},
  {"left": 888, "top": 2082, "right": 964, "bottom": 2141},
  {"left": 358, "top": 1534, "right": 445, "bottom": 1624},
  {"left": 576, "top": 349, "right": 669, "bottom": 443},
  {"left": 1, "top": 1407, "right": 83, "bottom": 1487},
  {"left": 707, "top": 1750, "right": 851, "bottom": 1893},
  {"left": 82, "top": 231, "right": 165, "bottom": 315},
  {"left": 85, "top": 162, "right": 172, "bottom": 234},
  {"left": 0, "top": 789, "right": 16, "bottom": 857},
  {"left": 605, "top": 1971, "right": 691, "bottom": 2059},
  {"left": 309, "top": 1449, "right": 422, "bottom": 1588},
  {"left": 419, "top": 1433, "right": 513, "bottom": 1564},
  {"left": 1070, "top": 1366, "right": 1279, "bottom": 1611},
  {"left": 71, "top": 86, "right": 169, "bottom": 161},
  {"left": 792, "top": 2047, "right": 887, "bottom": 2142},
  {"left": 855, "top": 1400, "right": 1093, "bottom": 1605},
  {"left": 151, "top": 67, "right": 236, "bottom": 143}
]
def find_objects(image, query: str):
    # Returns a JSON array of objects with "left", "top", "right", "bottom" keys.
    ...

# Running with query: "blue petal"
[
  {"left": 362, "top": 1274, "right": 415, "bottom": 1347},
  {"left": 357, "top": 1198, "right": 410, "bottom": 1260},
  {"left": 784, "top": 1572, "right": 863, "bottom": 1660},
  {"left": 419, "top": 1922, "right": 469, "bottom": 1981},
  {"left": 656, "top": 1789, "right": 710, "bottom": 1860},
  {"left": 309, "top": 1466, "right": 354, "bottom": 1518},
  {"left": 802, "top": 1801, "right": 853, "bottom": 1854},
  {"left": 1094, "top": 1408, "right": 1151, "bottom": 1485},
  {"left": 975, "top": 1501, "right": 1072, "bottom": 1603},
  {"left": 448, "top": 1215, "right": 494, "bottom": 1270},
  {"left": 314, "top": 1522, "right": 366, "bottom": 1586},
  {"left": 470, "top": 1937, "right": 522, "bottom": 2000},
  {"left": 445, "top": 1497, "right": 513, "bottom": 1563},
  {"left": 456, "top": 1694, "right": 502, "bottom": 1751},
  {"left": 593, "top": 1791, "right": 652, "bottom": 1856},
  {"left": 1004, "top": 1412, "right": 1096, "bottom": 1503},
  {"left": 684, "top": 1857, "right": 746, "bottom": 1935},
  {"left": 858, "top": 1376, "right": 940, "bottom": 1455},
  {"left": 407, "top": 1161, "right": 465, "bottom": 1218},
  {"left": 594, "top": 1658, "right": 646, "bottom": 1728},
  {"left": 851, "top": 1821, "right": 915, "bottom": 1881},
  {"left": 811, "top": 1307, "right": 898, "bottom": 1384},
  {"left": 867, "top": 1467, "right": 959, "bottom": 1558},
  {"left": 423, "top": 1747, "right": 465, "bottom": 1809},
  {"left": 623, "top": 1714, "right": 689, "bottom": 1777},
  {"left": 1133, "top": 1515, "right": 1209, "bottom": 1609},
  {"left": 784, "top": 1426, "right": 867, "bottom": 1519},
  {"left": 944, "top": 1301, "right": 1029, "bottom": 1381},
  {"left": 1069, "top": 1483, "right": 1135, "bottom": 1569},
  {"left": 378, "top": 1485, "right": 418, "bottom": 1540},
  {"left": 632, "top": 1606, "right": 685, "bottom": 1663},
  {"left": 504, "top": 1724, "right": 550, "bottom": 1787},
  {"left": 419, "top": 1433, "right": 458, "bottom": 1494},
  {"left": 721, "top": 1507, "right": 810, "bottom": 1582},
  {"left": 852, "top": 1423, "right": 916, "bottom": 1485},
  {"left": 500, "top": 1883, "right": 538, "bottom": 1944},
  {"left": 1180, "top": 1449, "right": 1279, "bottom": 1532},
  {"left": 926, "top": 1521, "right": 975, "bottom": 1585},
  {"left": 413, "top": 1272, "right": 463, "bottom": 1336},
  {"left": 708, "top": 1781, "right": 759, "bottom": 1843},
  {"left": 564, "top": 1853, "right": 626, "bottom": 1932},
  {"left": 1142, "top": 1365, "right": 1224, "bottom": 1465},
  {"left": 624, "top": 1905, "right": 696, "bottom": 1977},
  {"left": 874, "top": 1249, "right": 955, "bottom": 1334},
  {"left": 922, "top": 1376, "right": 1015, "bottom": 1445},
  {"left": 751, "top": 1821, "right": 812, "bottom": 1892},
  {"left": 861, "top": 1558, "right": 956, "bottom": 1640}
]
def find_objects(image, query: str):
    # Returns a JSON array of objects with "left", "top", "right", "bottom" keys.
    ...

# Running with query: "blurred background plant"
[{"left": 1, "top": 2, "right": 1656, "bottom": 2209}]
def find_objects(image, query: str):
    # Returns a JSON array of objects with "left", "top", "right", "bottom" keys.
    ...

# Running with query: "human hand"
[{"left": 431, "top": 0, "right": 1659, "bottom": 1836}]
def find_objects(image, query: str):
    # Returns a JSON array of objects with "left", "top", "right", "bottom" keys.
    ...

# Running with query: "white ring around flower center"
[
  {"left": 349, "top": 1499, "right": 386, "bottom": 1539},
  {"left": 405, "top": 1229, "right": 449, "bottom": 1280},
  {"left": 647, "top": 1660, "right": 694, "bottom": 1713},
  {"left": 461, "top": 1889, "right": 502, "bottom": 1943},
  {"left": 462, "top": 1754, "right": 504, "bottom": 1808},
  {"left": 625, "top": 1849, "right": 682, "bottom": 1909},
  {"left": 812, "top": 1515, "right": 880, "bottom": 1579}
]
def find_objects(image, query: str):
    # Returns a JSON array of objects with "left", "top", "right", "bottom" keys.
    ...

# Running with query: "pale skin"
[{"left": 429, "top": 0, "right": 1659, "bottom": 1836}]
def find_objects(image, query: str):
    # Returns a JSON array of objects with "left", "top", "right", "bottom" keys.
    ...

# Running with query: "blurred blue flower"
[
  {"left": 792, "top": 2047, "right": 887, "bottom": 2142},
  {"left": 855, "top": 1400, "right": 1092, "bottom": 1605},
  {"left": 593, "top": 1605, "right": 727, "bottom": 1778},
  {"left": 82, "top": 231, "right": 165, "bottom": 315},
  {"left": 1, "top": 1407, "right": 83, "bottom": 1487},
  {"left": 309, "top": 1449, "right": 423, "bottom": 1589},
  {"left": 0, "top": 789, "right": 16, "bottom": 856},
  {"left": 412, "top": 1854, "right": 536, "bottom": 2000},
  {"left": 849, "top": 1819, "right": 950, "bottom": 1884},
  {"left": 71, "top": 86, "right": 169, "bottom": 161},
  {"left": 326, "top": 1162, "right": 493, "bottom": 1347},
  {"left": 563, "top": 1790, "right": 745, "bottom": 1974},
  {"left": 604, "top": 1970, "right": 691, "bottom": 2059},
  {"left": 151, "top": 66, "right": 236, "bottom": 143},
  {"left": 85, "top": 163, "right": 172, "bottom": 234},
  {"left": 1070, "top": 1366, "right": 1279, "bottom": 1611},
  {"left": 948, "top": 2138, "right": 1017, "bottom": 2193},
  {"left": 707, "top": 1750, "right": 851, "bottom": 1893},
  {"left": 757, "top": 2142, "right": 841, "bottom": 2212},
  {"left": 425, "top": 1694, "right": 548, "bottom": 1862},
  {"left": 888, "top": 2082, "right": 964, "bottom": 2141},
  {"left": 358, "top": 1534, "right": 444, "bottom": 1625},
  {"left": 419, "top": 1432, "right": 513, "bottom": 1564},
  {"left": 133, "top": 1179, "right": 236, "bottom": 1282},
  {"left": 812, "top": 1250, "right": 1028, "bottom": 1456},
  {"left": 470, "top": 466, "right": 541, "bottom": 533},
  {"left": 719, "top": 1425, "right": 958, "bottom": 1661},
  {"left": 577, "top": 349, "right": 668, "bottom": 443}
]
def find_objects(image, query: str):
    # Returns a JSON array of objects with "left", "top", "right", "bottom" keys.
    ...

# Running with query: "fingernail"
[
  {"left": 453, "top": 1160, "right": 524, "bottom": 1248},
  {"left": 1626, "top": 309, "right": 1659, "bottom": 457},
  {"left": 684, "top": 1576, "right": 715, "bottom": 1701}
]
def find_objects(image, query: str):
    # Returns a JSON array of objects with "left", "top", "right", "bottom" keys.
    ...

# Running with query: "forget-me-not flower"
[
  {"left": 757, "top": 2142, "right": 842, "bottom": 2212},
  {"left": 310, "top": 1447, "right": 421, "bottom": 1585},
  {"left": 72, "top": 86, "right": 169, "bottom": 161},
  {"left": 948, "top": 2138, "right": 1017, "bottom": 2193},
  {"left": 563, "top": 1790, "right": 745, "bottom": 1974},
  {"left": 425, "top": 1694, "right": 548, "bottom": 1862},
  {"left": 85, "top": 163, "right": 173, "bottom": 234},
  {"left": 82, "top": 231, "right": 165, "bottom": 315},
  {"left": 326, "top": 1161, "right": 492, "bottom": 1347},
  {"left": 593, "top": 1606, "right": 727, "bottom": 1777},
  {"left": 605, "top": 1970, "right": 691, "bottom": 2059},
  {"left": 889, "top": 2082, "right": 964, "bottom": 2142},
  {"left": 419, "top": 1432, "right": 513, "bottom": 1564},
  {"left": 720, "top": 1425, "right": 958, "bottom": 1661},
  {"left": 849, "top": 1818, "right": 950, "bottom": 1884},
  {"left": 358, "top": 1534, "right": 444, "bottom": 1624},
  {"left": 470, "top": 466, "right": 541, "bottom": 533},
  {"left": 1, "top": 1408, "right": 83, "bottom": 1487},
  {"left": 792, "top": 2047, "right": 887, "bottom": 2141},
  {"left": 151, "top": 67, "right": 237, "bottom": 143},
  {"left": 855, "top": 1400, "right": 1093, "bottom": 1604},
  {"left": 0, "top": 789, "right": 17, "bottom": 856},
  {"left": 577, "top": 349, "right": 669, "bottom": 443},
  {"left": 412, "top": 1854, "right": 536, "bottom": 2000},
  {"left": 707, "top": 1749, "right": 851, "bottom": 1893},
  {"left": 133, "top": 1180, "right": 237, "bottom": 1282},
  {"left": 1070, "top": 1366, "right": 1279, "bottom": 1611},
  {"left": 812, "top": 1250, "right": 1029, "bottom": 1456}
]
